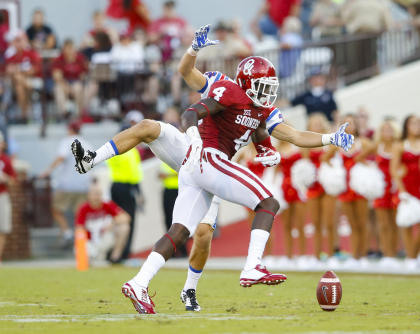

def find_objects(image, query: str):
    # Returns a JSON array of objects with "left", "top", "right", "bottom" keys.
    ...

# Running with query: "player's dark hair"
[
  {"left": 93, "top": 31, "right": 112, "bottom": 52},
  {"left": 402, "top": 114, "right": 415, "bottom": 140}
]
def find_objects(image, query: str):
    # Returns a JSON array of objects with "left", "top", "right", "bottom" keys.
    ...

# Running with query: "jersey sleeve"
[
  {"left": 198, "top": 71, "right": 232, "bottom": 99},
  {"left": 266, "top": 108, "right": 284, "bottom": 134},
  {"left": 104, "top": 201, "right": 122, "bottom": 217},
  {"left": 76, "top": 204, "right": 88, "bottom": 226},
  {"left": 208, "top": 80, "right": 247, "bottom": 108}
]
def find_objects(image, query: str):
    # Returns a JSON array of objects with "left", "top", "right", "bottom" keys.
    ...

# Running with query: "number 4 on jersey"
[{"left": 212, "top": 87, "right": 226, "bottom": 101}]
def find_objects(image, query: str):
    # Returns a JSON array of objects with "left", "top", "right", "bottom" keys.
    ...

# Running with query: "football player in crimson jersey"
[{"left": 72, "top": 25, "right": 354, "bottom": 314}]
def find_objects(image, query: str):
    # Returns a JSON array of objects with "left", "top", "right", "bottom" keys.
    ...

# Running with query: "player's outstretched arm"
[
  {"left": 178, "top": 24, "right": 219, "bottom": 91},
  {"left": 270, "top": 122, "right": 354, "bottom": 152}
]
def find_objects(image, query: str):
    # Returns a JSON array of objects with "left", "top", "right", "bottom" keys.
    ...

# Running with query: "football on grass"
[{"left": 316, "top": 270, "right": 342, "bottom": 311}]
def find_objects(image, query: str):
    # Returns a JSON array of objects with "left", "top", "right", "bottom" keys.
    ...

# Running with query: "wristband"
[
  {"left": 322, "top": 134, "right": 332, "bottom": 146},
  {"left": 255, "top": 136, "right": 275, "bottom": 151},
  {"left": 187, "top": 46, "right": 198, "bottom": 56}
]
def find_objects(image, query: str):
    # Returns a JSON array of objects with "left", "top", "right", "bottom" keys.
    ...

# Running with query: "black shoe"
[
  {"left": 71, "top": 139, "right": 96, "bottom": 174},
  {"left": 180, "top": 289, "right": 201, "bottom": 312}
]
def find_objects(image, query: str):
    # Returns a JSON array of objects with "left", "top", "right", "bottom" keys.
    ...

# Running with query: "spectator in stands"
[
  {"left": 148, "top": 1, "right": 188, "bottom": 63},
  {"left": 0, "top": 12, "right": 9, "bottom": 58},
  {"left": 40, "top": 121, "right": 91, "bottom": 248},
  {"left": 198, "top": 21, "right": 252, "bottom": 62},
  {"left": 81, "top": 11, "right": 118, "bottom": 49},
  {"left": 310, "top": 0, "right": 344, "bottom": 39},
  {"left": 0, "top": 132, "right": 15, "bottom": 263},
  {"left": 110, "top": 32, "right": 145, "bottom": 73},
  {"left": 107, "top": 114, "right": 143, "bottom": 259},
  {"left": 25, "top": 9, "right": 56, "bottom": 51},
  {"left": 279, "top": 16, "right": 303, "bottom": 78},
  {"left": 252, "top": 0, "right": 301, "bottom": 38},
  {"left": 76, "top": 183, "right": 130, "bottom": 263},
  {"left": 106, "top": 0, "right": 150, "bottom": 33},
  {"left": 52, "top": 39, "right": 88, "bottom": 118},
  {"left": 341, "top": 0, "right": 393, "bottom": 35},
  {"left": 291, "top": 70, "right": 338, "bottom": 123},
  {"left": 5, "top": 30, "right": 41, "bottom": 123}
]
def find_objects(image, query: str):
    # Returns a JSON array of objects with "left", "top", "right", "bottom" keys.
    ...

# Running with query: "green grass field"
[{"left": 0, "top": 267, "right": 419, "bottom": 334}]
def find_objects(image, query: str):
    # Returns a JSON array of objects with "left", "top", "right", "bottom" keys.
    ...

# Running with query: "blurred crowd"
[{"left": 0, "top": 0, "right": 419, "bottom": 125}]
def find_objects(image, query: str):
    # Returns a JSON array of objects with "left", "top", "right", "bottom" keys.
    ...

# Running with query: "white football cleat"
[
  {"left": 71, "top": 139, "right": 96, "bottom": 174},
  {"left": 122, "top": 280, "right": 155, "bottom": 314},
  {"left": 180, "top": 289, "right": 201, "bottom": 312},
  {"left": 240, "top": 264, "right": 287, "bottom": 287}
]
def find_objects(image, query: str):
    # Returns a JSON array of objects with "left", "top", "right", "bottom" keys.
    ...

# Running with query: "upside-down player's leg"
[{"left": 72, "top": 120, "right": 162, "bottom": 174}]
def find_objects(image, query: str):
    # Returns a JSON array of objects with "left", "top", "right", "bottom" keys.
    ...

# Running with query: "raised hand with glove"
[
  {"left": 322, "top": 122, "right": 354, "bottom": 152},
  {"left": 189, "top": 24, "right": 219, "bottom": 56},
  {"left": 254, "top": 137, "right": 281, "bottom": 167}
]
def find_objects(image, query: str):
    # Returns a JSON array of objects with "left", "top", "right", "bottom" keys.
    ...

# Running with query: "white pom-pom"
[
  {"left": 396, "top": 192, "right": 420, "bottom": 227},
  {"left": 291, "top": 159, "right": 316, "bottom": 200},
  {"left": 262, "top": 168, "right": 288, "bottom": 213},
  {"left": 349, "top": 163, "right": 385, "bottom": 200},
  {"left": 318, "top": 156, "right": 346, "bottom": 196}
]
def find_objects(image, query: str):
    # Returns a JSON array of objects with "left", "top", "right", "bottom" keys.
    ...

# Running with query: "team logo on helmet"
[{"left": 243, "top": 59, "right": 255, "bottom": 76}]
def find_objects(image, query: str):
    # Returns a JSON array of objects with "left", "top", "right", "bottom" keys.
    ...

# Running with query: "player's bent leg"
[
  {"left": 122, "top": 223, "right": 190, "bottom": 315},
  {"left": 240, "top": 197, "right": 286, "bottom": 288},
  {"left": 72, "top": 120, "right": 161, "bottom": 174}
]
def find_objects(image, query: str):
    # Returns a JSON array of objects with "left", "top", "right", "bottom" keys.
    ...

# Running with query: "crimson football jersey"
[{"left": 199, "top": 80, "right": 274, "bottom": 159}]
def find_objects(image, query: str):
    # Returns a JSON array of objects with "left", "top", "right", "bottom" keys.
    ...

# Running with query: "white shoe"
[
  {"left": 404, "top": 258, "right": 418, "bottom": 270},
  {"left": 239, "top": 264, "right": 287, "bottom": 287},
  {"left": 326, "top": 257, "right": 340, "bottom": 269},
  {"left": 359, "top": 257, "right": 370, "bottom": 268},
  {"left": 379, "top": 257, "right": 400, "bottom": 269},
  {"left": 122, "top": 279, "right": 155, "bottom": 314}
]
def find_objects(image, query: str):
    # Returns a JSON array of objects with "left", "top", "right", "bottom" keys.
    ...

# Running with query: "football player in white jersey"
[{"left": 73, "top": 25, "right": 353, "bottom": 314}]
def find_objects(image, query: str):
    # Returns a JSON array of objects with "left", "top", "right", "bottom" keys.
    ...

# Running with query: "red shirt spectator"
[
  {"left": 106, "top": 0, "right": 150, "bottom": 33},
  {"left": 6, "top": 47, "right": 41, "bottom": 76},
  {"left": 268, "top": 0, "right": 300, "bottom": 27},
  {"left": 52, "top": 52, "right": 87, "bottom": 81},
  {"left": 0, "top": 150, "right": 16, "bottom": 194},
  {"left": 76, "top": 200, "right": 122, "bottom": 240}
]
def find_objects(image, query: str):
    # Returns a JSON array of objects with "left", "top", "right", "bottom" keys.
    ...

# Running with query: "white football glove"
[
  {"left": 322, "top": 122, "right": 354, "bottom": 152},
  {"left": 254, "top": 145, "right": 281, "bottom": 167},
  {"left": 183, "top": 126, "right": 203, "bottom": 172},
  {"left": 191, "top": 24, "right": 219, "bottom": 52}
]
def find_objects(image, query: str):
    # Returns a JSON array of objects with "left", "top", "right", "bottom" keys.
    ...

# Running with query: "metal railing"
[{"left": 197, "top": 27, "right": 420, "bottom": 99}]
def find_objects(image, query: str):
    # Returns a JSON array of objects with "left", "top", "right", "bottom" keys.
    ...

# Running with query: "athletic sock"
[
  {"left": 183, "top": 265, "right": 203, "bottom": 291},
  {"left": 133, "top": 251, "right": 166, "bottom": 288},
  {"left": 243, "top": 229, "right": 270, "bottom": 271},
  {"left": 93, "top": 140, "right": 119, "bottom": 166}
]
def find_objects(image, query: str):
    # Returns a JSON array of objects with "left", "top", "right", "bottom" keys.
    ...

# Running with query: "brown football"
[{"left": 316, "top": 270, "right": 342, "bottom": 311}]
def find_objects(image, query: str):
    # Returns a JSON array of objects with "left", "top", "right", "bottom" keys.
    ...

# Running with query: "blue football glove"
[
  {"left": 191, "top": 24, "right": 219, "bottom": 52},
  {"left": 328, "top": 122, "right": 354, "bottom": 152}
]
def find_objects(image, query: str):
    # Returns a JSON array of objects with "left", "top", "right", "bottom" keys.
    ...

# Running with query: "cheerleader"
[
  {"left": 361, "top": 120, "right": 399, "bottom": 262},
  {"left": 277, "top": 140, "right": 306, "bottom": 261},
  {"left": 391, "top": 115, "right": 420, "bottom": 268},
  {"left": 304, "top": 114, "right": 337, "bottom": 260},
  {"left": 324, "top": 114, "right": 372, "bottom": 262}
]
